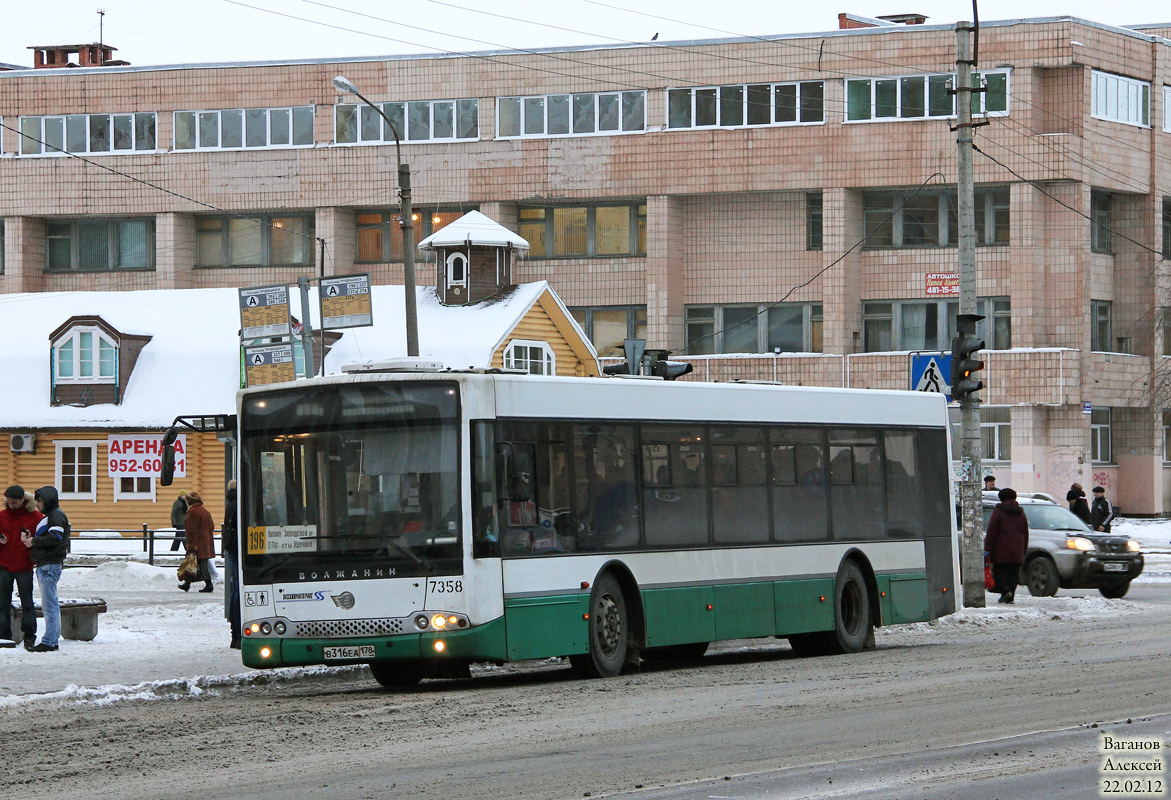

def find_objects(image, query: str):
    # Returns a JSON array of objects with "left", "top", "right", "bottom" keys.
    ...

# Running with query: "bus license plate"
[
  {"left": 323, "top": 645, "right": 375, "bottom": 660},
  {"left": 1103, "top": 562, "right": 1127, "bottom": 572}
]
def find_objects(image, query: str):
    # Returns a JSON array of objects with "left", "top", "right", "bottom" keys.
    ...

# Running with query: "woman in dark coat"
[
  {"left": 181, "top": 491, "right": 215, "bottom": 593},
  {"left": 984, "top": 487, "right": 1030, "bottom": 604},
  {"left": 1066, "top": 483, "right": 1091, "bottom": 525}
]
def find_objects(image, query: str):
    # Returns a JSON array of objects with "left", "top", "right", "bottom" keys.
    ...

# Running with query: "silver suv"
[{"left": 980, "top": 491, "right": 1144, "bottom": 598}]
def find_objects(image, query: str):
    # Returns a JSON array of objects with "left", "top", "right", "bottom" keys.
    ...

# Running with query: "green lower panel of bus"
[
  {"left": 884, "top": 574, "right": 930, "bottom": 624},
  {"left": 241, "top": 617, "right": 510, "bottom": 669},
  {"left": 504, "top": 594, "right": 589, "bottom": 660}
]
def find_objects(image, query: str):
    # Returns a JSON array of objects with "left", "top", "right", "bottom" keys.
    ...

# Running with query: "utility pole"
[
  {"left": 297, "top": 276, "right": 315, "bottom": 380},
  {"left": 956, "top": 22, "right": 985, "bottom": 608}
]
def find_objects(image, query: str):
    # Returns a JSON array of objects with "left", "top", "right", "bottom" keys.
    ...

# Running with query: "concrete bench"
[{"left": 10, "top": 598, "right": 107, "bottom": 642}]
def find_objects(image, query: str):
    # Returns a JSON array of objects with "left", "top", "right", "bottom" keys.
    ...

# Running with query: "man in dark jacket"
[
  {"left": 223, "top": 481, "right": 241, "bottom": 648},
  {"left": 0, "top": 486, "right": 42, "bottom": 649},
  {"left": 21, "top": 486, "right": 69, "bottom": 652},
  {"left": 1089, "top": 486, "right": 1115, "bottom": 532},
  {"left": 170, "top": 491, "right": 188, "bottom": 552},
  {"left": 984, "top": 487, "right": 1029, "bottom": 604}
]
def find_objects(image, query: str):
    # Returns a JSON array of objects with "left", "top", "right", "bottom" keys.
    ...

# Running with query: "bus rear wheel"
[
  {"left": 369, "top": 661, "right": 423, "bottom": 689},
  {"left": 570, "top": 572, "right": 628, "bottom": 678},
  {"left": 825, "top": 560, "right": 871, "bottom": 654}
]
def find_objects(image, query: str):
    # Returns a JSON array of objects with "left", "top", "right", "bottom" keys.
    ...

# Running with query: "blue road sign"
[{"left": 910, "top": 353, "right": 953, "bottom": 401}]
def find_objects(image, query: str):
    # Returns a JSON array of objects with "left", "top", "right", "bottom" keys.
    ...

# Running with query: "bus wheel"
[
  {"left": 369, "top": 661, "right": 423, "bottom": 689},
  {"left": 825, "top": 560, "right": 871, "bottom": 655},
  {"left": 570, "top": 572, "right": 628, "bottom": 678}
]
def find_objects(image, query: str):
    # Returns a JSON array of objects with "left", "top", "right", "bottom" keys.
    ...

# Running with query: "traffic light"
[{"left": 950, "top": 334, "right": 985, "bottom": 402}]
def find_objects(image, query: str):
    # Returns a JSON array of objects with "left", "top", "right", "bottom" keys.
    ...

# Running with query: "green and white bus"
[{"left": 235, "top": 366, "right": 957, "bottom": 686}]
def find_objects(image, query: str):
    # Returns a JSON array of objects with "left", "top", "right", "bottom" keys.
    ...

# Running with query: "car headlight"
[
  {"left": 1065, "top": 536, "right": 1095, "bottom": 551},
  {"left": 1127, "top": 540, "right": 1142, "bottom": 552}
]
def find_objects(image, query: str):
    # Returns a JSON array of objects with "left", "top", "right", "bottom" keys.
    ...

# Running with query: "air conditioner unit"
[{"left": 10, "top": 434, "right": 35, "bottom": 453}]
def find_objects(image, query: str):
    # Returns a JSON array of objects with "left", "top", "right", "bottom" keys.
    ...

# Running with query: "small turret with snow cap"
[{"left": 417, "top": 211, "right": 530, "bottom": 306}]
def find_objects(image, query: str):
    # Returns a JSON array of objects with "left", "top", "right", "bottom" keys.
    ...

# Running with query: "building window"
[
  {"left": 354, "top": 209, "right": 470, "bottom": 263},
  {"left": 173, "top": 106, "right": 314, "bottom": 151},
  {"left": 46, "top": 218, "right": 154, "bottom": 272},
  {"left": 807, "top": 193, "right": 823, "bottom": 251},
  {"left": 520, "top": 203, "right": 646, "bottom": 258},
  {"left": 497, "top": 91, "right": 645, "bottom": 138},
  {"left": 196, "top": 214, "right": 314, "bottom": 267},
  {"left": 1163, "top": 198, "right": 1171, "bottom": 259},
  {"left": 335, "top": 99, "right": 478, "bottom": 144},
  {"left": 504, "top": 340, "right": 555, "bottom": 375},
  {"left": 863, "top": 187, "right": 1009, "bottom": 249},
  {"left": 0, "top": 221, "right": 4, "bottom": 275},
  {"left": 56, "top": 441, "right": 97, "bottom": 500},
  {"left": 445, "top": 252, "right": 468, "bottom": 288},
  {"left": 684, "top": 303, "right": 822, "bottom": 355},
  {"left": 1091, "top": 71, "right": 1150, "bottom": 127},
  {"left": 1091, "top": 191, "right": 1112, "bottom": 254},
  {"left": 863, "top": 298, "right": 1008, "bottom": 352},
  {"left": 19, "top": 112, "right": 157, "bottom": 156},
  {"left": 846, "top": 70, "right": 1009, "bottom": 122},
  {"left": 569, "top": 306, "right": 647, "bottom": 356},
  {"left": 1163, "top": 411, "right": 1171, "bottom": 462},
  {"left": 1091, "top": 408, "right": 1112, "bottom": 463},
  {"left": 114, "top": 476, "right": 155, "bottom": 502},
  {"left": 53, "top": 327, "right": 117, "bottom": 383},
  {"left": 1091, "top": 301, "right": 1112, "bottom": 351},
  {"left": 949, "top": 406, "right": 1011, "bottom": 460},
  {"left": 667, "top": 81, "right": 824, "bottom": 129}
]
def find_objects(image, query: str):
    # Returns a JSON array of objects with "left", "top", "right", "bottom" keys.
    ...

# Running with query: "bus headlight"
[
  {"left": 431, "top": 614, "right": 448, "bottom": 629},
  {"left": 274, "top": 622, "right": 287, "bottom": 635},
  {"left": 260, "top": 622, "right": 272, "bottom": 635},
  {"left": 259, "top": 647, "right": 272, "bottom": 659},
  {"left": 1066, "top": 537, "right": 1095, "bottom": 551},
  {"left": 415, "top": 614, "right": 429, "bottom": 630},
  {"left": 434, "top": 641, "right": 446, "bottom": 652}
]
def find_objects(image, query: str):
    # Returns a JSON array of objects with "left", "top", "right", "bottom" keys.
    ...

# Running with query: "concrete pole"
[
  {"left": 957, "top": 22, "right": 985, "bottom": 608},
  {"left": 298, "top": 276, "right": 315, "bottom": 380}
]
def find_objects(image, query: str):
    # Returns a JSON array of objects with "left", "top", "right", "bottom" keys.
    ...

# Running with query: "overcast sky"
[{"left": 1, "top": 0, "right": 1170, "bottom": 69}]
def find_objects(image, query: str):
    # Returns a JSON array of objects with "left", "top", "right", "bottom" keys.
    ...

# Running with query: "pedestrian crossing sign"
[{"left": 910, "top": 353, "right": 954, "bottom": 401}]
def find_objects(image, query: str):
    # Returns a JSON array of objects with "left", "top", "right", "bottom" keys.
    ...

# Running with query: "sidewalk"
[{"left": 0, "top": 562, "right": 249, "bottom": 699}]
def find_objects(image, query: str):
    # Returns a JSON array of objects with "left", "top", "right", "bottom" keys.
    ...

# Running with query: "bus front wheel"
[
  {"left": 570, "top": 572, "right": 628, "bottom": 678},
  {"left": 369, "top": 661, "right": 423, "bottom": 689}
]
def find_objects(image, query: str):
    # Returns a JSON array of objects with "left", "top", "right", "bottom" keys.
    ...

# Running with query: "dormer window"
[
  {"left": 49, "top": 315, "right": 151, "bottom": 407},
  {"left": 446, "top": 252, "right": 469, "bottom": 289},
  {"left": 504, "top": 340, "right": 556, "bottom": 375},
  {"left": 55, "top": 327, "right": 117, "bottom": 382}
]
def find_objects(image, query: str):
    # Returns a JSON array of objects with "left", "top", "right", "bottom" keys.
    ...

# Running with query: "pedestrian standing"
[
  {"left": 169, "top": 490, "right": 188, "bottom": 552},
  {"left": 1066, "top": 483, "right": 1091, "bottom": 525},
  {"left": 180, "top": 491, "right": 215, "bottom": 593},
  {"left": 1089, "top": 486, "right": 1115, "bottom": 532},
  {"left": 0, "top": 486, "right": 42, "bottom": 649},
  {"left": 222, "top": 480, "right": 241, "bottom": 648},
  {"left": 21, "top": 486, "right": 69, "bottom": 652},
  {"left": 984, "top": 487, "right": 1029, "bottom": 604}
]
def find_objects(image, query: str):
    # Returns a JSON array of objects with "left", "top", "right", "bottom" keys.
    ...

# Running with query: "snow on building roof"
[
  {"left": 0, "top": 281, "right": 552, "bottom": 429},
  {"left": 416, "top": 210, "right": 530, "bottom": 251}
]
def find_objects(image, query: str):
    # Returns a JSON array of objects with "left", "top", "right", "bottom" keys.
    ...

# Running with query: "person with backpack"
[{"left": 20, "top": 486, "right": 69, "bottom": 652}]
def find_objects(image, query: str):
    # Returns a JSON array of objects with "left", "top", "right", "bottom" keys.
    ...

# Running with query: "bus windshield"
[{"left": 240, "top": 382, "right": 461, "bottom": 583}]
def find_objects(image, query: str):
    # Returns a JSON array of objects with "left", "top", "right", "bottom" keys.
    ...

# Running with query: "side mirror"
[{"left": 159, "top": 426, "right": 179, "bottom": 486}]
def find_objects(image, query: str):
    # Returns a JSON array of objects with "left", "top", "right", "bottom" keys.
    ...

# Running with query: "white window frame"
[
  {"left": 53, "top": 326, "right": 117, "bottom": 384},
  {"left": 18, "top": 112, "right": 158, "bottom": 156},
  {"left": 1164, "top": 86, "right": 1171, "bottom": 133},
  {"left": 114, "top": 475, "right": 156, "bottom": 502},
  {"left": 172, "top": 106, "right": 315, "bottom": 152},
  {"left": 666, "top": 81, "right": 825, "bottom": 130},
  {"left": 1091, "top": 408, "right": 1112, "bottom": 464},
  {"left": 334, "top": 99, "right": 479, "bottom": 145},
  {"left": 1091, "top": 70, "right": 1150, "bottom": 128},
  {"left": 504, "top": 340, "right": 556, "bottom": 375},
  {"left": 845, "top": 69, "right": 1010, "bottom": 123},
  {"left": 496, "top": 90, "right": 646, "bottom": 139},
  {"left": 55, "top": 440, "right": 98, "bottom": 501},
  {"left": 445, "top": 251, "right": 469, "bottom": 289}
]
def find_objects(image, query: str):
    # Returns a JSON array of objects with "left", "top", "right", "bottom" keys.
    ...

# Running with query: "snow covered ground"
[{"left": 1, "top": 519, "right": 1167, "bottom": 707}]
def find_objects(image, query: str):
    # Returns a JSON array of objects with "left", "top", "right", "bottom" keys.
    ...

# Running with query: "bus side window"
[
  {"left": 498, "top": 441, "right": 539, "bottom": 553},
  {"left": 471, "top": 421, "right": 499, "bottom": 558}
]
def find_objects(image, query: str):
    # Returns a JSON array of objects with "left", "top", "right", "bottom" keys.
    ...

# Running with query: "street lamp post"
[{"left": 332, "top": 75, "right": 419, "bottom": 357}]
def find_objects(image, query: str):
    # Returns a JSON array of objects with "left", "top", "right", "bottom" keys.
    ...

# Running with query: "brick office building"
[{"left": 1, "top": 17, "right": 1170, "bottom": 511}]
